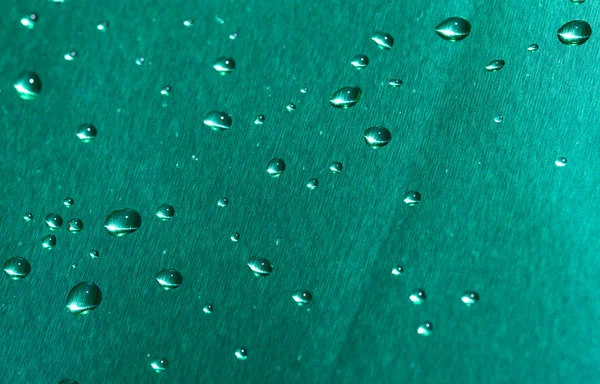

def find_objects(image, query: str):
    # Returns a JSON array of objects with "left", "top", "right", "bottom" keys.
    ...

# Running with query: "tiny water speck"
[
  {"left": 557, "top": 20, "right": 592, "bottom": 46},
  {"left": 213, "top": 57, "right": 236, "bottom": 74},
  {"left": 150, "top": 358, "right": 169, "bottom": 373},
  {"left": 3, "top": 257, "right": 31, "bottom": 280},
  {"left": 247, "top": 257, "right": 273, "bottom": 277},
  {"left": 63, "top": 197, "right": 74, "bottom": 208},
  {"left": 267, "top": 158, "right": 286, "bottom": 177},
  {"left": 293, "top": 291, "right": 312, "bottom": 305},
  {"left": 235, "top": 347, "right": 248, "bottom": 360},
  {"left": 76, "top": 124, "right": 97, "bottom": 142},
  {"left": 372, "top": 32, "right": 394, "bottom": 49},
  {"left": 417, "top": 321, "right": 433, "bottom": 336},
  {"left": 486, "top": 60, "right": 505, "bottom": 72},
  {"left": 45, "top": 213, "right": 63, "bottom": 230},
  {"left": 363, "top": 126, "right": 392, "bottom": 149},
  {"left": 67, "top": 218, "right": 84, "bottom": 233},
  {"left": 461, "top": 291, "right": 479, "bottom": 306},
  {"left": 404, "top": 191, "right": 421, "bottom": 206},
  {"left": 204, "top": 111, "right": 232, "bottom": 131},
  {"left": 409, "top": 289, "right": 427, "bottom": 305},
  {"left": 66, "top": 282, "right": 102, "bottom": 315},
  {"left": 391, "top": 265, "right": 404, "bottom": 276},
  {"left": 156, "top": 269, "right": 183, "bottom": 290},
  {"left": 555, "top": 157, "right": 567, "bottom": 167},
  {"left": 329, "top": 86, "right": 362, "bottom": 109},
  {"left": 42, "top": 234, "right": 56, "bottom": 250},
  {"left": 351, "top": 54, "right": 369, "bottom": 69},
  {"left": 104, "top": 208, "right": 142, "bottom": 237},
  {"left": 14, "top": 72, "right": 42, "bottom": 100},
  {"left": 435, "top": 17, "right": 471, "bottom": 41},
  {"left": 307, "top": 178, "right": 319, "bottom": 190},
  {"left": 156, "top": 204, "right": 175, "bottom": 220}
]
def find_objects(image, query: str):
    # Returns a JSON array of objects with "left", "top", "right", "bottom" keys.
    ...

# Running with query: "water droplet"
[
  {"left": 89, "top": 250, "right": 100, "bottom": 259},
  {"left": 3, "top": 257, "right": 31, "bottom": 280},
  {"left": 300, "top": 87, "right": 308, "bottom": 94},
  {"left": 435, "top": 16, "right": 471, "bottom": 42},
  {"left": 485, "top": 59, "right": 505, "bottom": 72},
  {"left": 350, "top": 54, "right": 369, "bottom": 69},
  {"left": 461, "top": 291, "right": 479, "bottom": 306},
  {"left": 64, "top": 50, "right": 77, "bottom": 61},
  {"left": 306, "top": 178, "right": 319, "bottom": 190},
  {"left": 71, "top": 263, "right": 77, "bottom": 270},
  {"left": 67, "top": 218, "right": 84, "bottom": 233},
  {"left": 292, "top": 290, "right": 312, "bottom": 306},
  {"left": 203, "top": 111, "right": 232, "bottom": 131},
  {"left": 329, "top": 161, "right": 343, "bottom": 173},
  {"left": 235, "top": 347, "right": 248, "bottom": 360},
  {"left": 150, "top": 357, "right": 169, "bottom": 373},
  {"left": 230, "top": 232, "right": 240, "bottom": 242},
  {"left": 160, "top": 85, "right": 172, "bottom": 96},
  {"left": 391, "top": 265, "right": 404, "bottom": 276},
  {"left": 213, "top": 57, "right": 236, "bottom": 74},
  {"left": 254, "top": 114, "right": 266, "bottom": 125},
  {"left": 135, "top": 57, "right": 145, "bottom": 65},
  {"left": 409, "top": 289, "right": 427, "bottom": 305},
  {"left": 247, "top": 257, "right": 273, "bottom": 277},
  {"left": 45, "top": 213, "right": 63, "bottom": 230},
  {"left": 23, "top": 212, "right": 34, "bottom": 222},
  {"left": 286, "top": 103, "right": 297, "bottom": 112},
  {"left": 97, "top": 21, "right": 109, "bottom": 31},
  {"left": 494, "top": 115, "right": 504, "bottom": 123},
  {"left": 570, "top": 0, "right": 585, "bottom": 4},
  {"left": 76, "top": 123, "right": 97, "bottom": 142},
  {"left": 156, "top": 204, "right": 175, "bottom": 220},
  {"left": 42, "top": 234, "right": 56, "bottom": 250},
  {"left": 363, "top": 126, "right": 392, "bottom": 149},
  {"left": 388, "top": 79, "right": 403, "bottom": 87},
  {"left": 527, "top": 43, "right": 539, "bottom": 52},
  {"left": 203, "top": 304, "right": 214, "bottom": 314},
  {"left": 183, "top": 18, "right": 194, "bottom": 27},
  {"left": 217, "top": 197, "right": 229, "bottom": 207},
  {"left": 229, "top": 32, "right": 238, "bottom": 40},
  {"left": 403, "top": 191, "right": 421, "bottom": 206},
  {"left": 155, "top": 269, "right": 183, "bottom": 290},
  {"left": 66, "top": 282, "right": 102, "bottom": 315},
  {"left": 555, "top": 157, "right": 567, "bottom": 167},
  {"left": 329, "top": 86, "right": 362, "bottom": 109},
  {"left": 20, "top": 13, "right": 38, "bottom": 29},
  {"left": 557, "top": 20, "right": 592, "bottom": 46},
  {"left": 266, "top": 158, "right": 286, "bottom": 177},
  {"left": 104, "top": 208, "right": 142, "bottom": 237},
  {"left": 371, "top": 31, "right": 394, "bottom": 49},
  {"left": 417, "top": 321, "right": 433, "bottom": 336},
  {"left": 58, "top": 380, "right": 79, "bottom": 384},
  {"left": 14, "top": 72, "right": 42, "bottom": 100},
  {"left": 63, "top": 197, "right": 74, "bottom": 208}
]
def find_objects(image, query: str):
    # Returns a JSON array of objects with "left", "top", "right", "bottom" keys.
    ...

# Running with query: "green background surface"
[{"left": 0, "top": 0, "right": 599, "bottom": 383}]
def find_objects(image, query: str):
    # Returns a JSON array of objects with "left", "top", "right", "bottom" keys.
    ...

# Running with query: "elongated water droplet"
[
  {"left": 66, "top": 282, "right": 102, "bottom": 315},
  {"left": 485, "top": 59, "right": 505, "bottom": 72},
  {"left": 203, "top": 111, "right": 232, "bottom": 130},
  {"left": 350, "top": 54, "right": 369, "bottom": 70},
  {"left": 371, "top": 31, "right": 394, "bottom": 49},
  {"left": 213, "top": 57, "right": 236, "bottom": 74},
  {"left": 363, "top": 126, "right": 392, "bottom": 149},
  {"left": 266, "top": 158, "right": 286, "bottom": 177},
  {"left": 570, "top": 0, "right": 585, "bottom": 4},
  {"left": 557, "top": 20, "right": 592, "bottom": 46},
  {"left": 76, "top": 124, "right": 97, "bottom": 142},
  {"left": 104, "top": 208, "right": 142, "bottom": 237},
  {"left": 14, "top": 72, "right": 42, "bottom": 100},
  {"left": 3, "top": 257, "right": 31, "bottom": 280},
  {"left": 247, "top": 257, "right": 273, "bottom": 277},
  {"left": 292, "top": 290, "right": 312, "bottom": 306},
  {"left": 329, "top": 86, "right": 362, "bottom": 109},
  {"left": 436, "top": 17, "right": 471, "bottom": 41},
  {"left": 527, "top": 43, "right": 539, "bottom": 52},
  {"left": 388, "top": 79, "right": 403, "bottom": 87},
  {"left": 155, "top": 269, "right": 183, "bottom": 290},
  {"left": 461, "top": 291, "right": 479, "bottom": 306}
]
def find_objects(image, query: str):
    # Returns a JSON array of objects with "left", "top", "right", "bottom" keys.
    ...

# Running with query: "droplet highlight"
[
  {"left": 203, "top": 111, "right": 232, "bottom": 131},
  {"left": 485, "top": 59, "right": 505, "bottom": 72},
  {"left": 76, "top": 124, "right": 97, "bottom": 142},
  {"left": 213, "top": 57, "right": 236, "bottom": 74},
  {"left": 435, "top": 17, "right": 471, "bottom": 41},
  {"left": 557, "top": 20, "right": 592, "bottom": 46},
  {"left": 104, "top": 208, "right": 142, "bottom": 237},
  {"left": 155, "top": 269, "right": 183, "bottom": 290},
  {"left": 3, "top": 257, "right": 31, "bottom": 280},
  {"left": 371, "top": 32, "right": 394, "bottom": 50},
  {"left": 329, "top": 86, "right": 362, "bottom": 109},
  {"left": 363, "top": 126, "right": 392, "bottom": 149},
  {"left": 14, "top": 72, "right": 42, "bottom": 100},
  {"left": 247, "top": 257, "right": 273, "bottom": 277},
  {"left": 266, "top": 158, "right": 286, "bottom": 177},
  {"left": 156, "top": 204, "right": 175, "bottom": 220},
  {"left": 65, "top": 282, "right": 102, "bottom": 315}
]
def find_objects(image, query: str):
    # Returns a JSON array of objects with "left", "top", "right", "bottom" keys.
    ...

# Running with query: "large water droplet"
[
  {"left": 266, "top": 158, "right": 286, "bottom": 177},
  {"left": 247, "top": 257, "right": 273, "bottom": 277},
  {"left": 45, "top": 213, "right": 63, "bottom": 230},
  {"left": 461, "top": 291, "right": 479, "bottom": 306},
  {"left": 3, "top": 257, "right": 31, "bottom": 280},
  {"left": 329, "top": 86, "right": 362, "bottom": 109},
  {"left": 150, "top": 357, "right": 170, "bottom": 373},
  {"left": 66, "top": 282, "right": 102, "bottom": 315},
  {"left": 213, "top": 57, "right": 236, "bottom": 74},
  {"left": 76, "top": 124, "right": 97, "bottom": 142},
  {"left": 557, "top": 20, "right": 592, "bottom": 46},
  {"left": 203, "top": 111, "right": 232, "bottom": 131},
  {"left": 14, "top": 72, "right": 42, "bottom": 100},
  {"left": 155, "top": 269, "right": 183, "bottom": 290},
  {"left": 350, "top": 54, "right": 369, "bottom": 69},
  {"left": 104, "top": 208, "right": 142, "bottom": 237},
  {"left": 203, "top": 304, "right": 214, "bottom": 314},
  {"left": 435, "top": 17, "right": 471, "bottom": 42},
  {"left": 156, "top": 204, "right": 175, "bottom": 220},
  {"left": 67, "top": 218, "right": 84, "bottom": 233},
  {"left": 371, "top": 31, "right": 394, "bottom": 50},
  {"left": 292, "top": 290, "right": 312, "bottom": 306},
  {"left": 485, "top": 59, "right": 505, "bottom": 72},
  {"left": 363, "top": 126, "right": 392, "bottom": 149},
  {"left": 42, "top": 234, "right": 56, "bottom": 250}
]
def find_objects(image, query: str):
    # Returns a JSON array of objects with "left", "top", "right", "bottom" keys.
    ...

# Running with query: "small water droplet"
[
  {"left": 20, "top": 13, "right": 38, "bottom": 29},
  {"left": 213, "top": 57, "right": 236, "bottom": 74},
  {"left": 570, "top": 0, "right": 585, "bottom": 4},
  {"left": 555, "top": 157, "right": 567, "bottom": 167},
  {"left": 527, "top": 43, "right": 539, "bottom": 52},
  {"left": 23, "top": 213, "right": 34, "bottom": 222},
  {"left": 42, "top": 234, "right": 56, "bottom": 250},
  {"left": 266, "top": 158, "right": 286, "bottom": 177},
  {"left": 217, "top": 197, "right": 229, "bottom": 207},
  {"left": 203, "top": 111, "right": 232, "bottom": 131},
  {"left": 557, "top": 20, "right": 592, "bottom": 46},
  {"left": 235, "top": 347, "right": 248, "bottom": 361},
  {"left": 104, "top": 208, "right": 142, "bottom": 237},
  {"left": 286, "top": 103, "right": 297, "bottom": 112},
  {"left": 391, "top": 265, "right": 404, "bottom": 276},
  {"left": 14, "top": 72, "right": 42, "bottom": 100},
  {"left": 45, "top": 213, "right": 63, "bottom": 230},
  {"left": 150, "top": 357, "right": 169, "bottom": 373},
  {"left": 3, "top": 257, "right": 31, "bottom": 280},
  {"left": 229, "top": 32, "right": 238, "bottom": 40},
  {"left": 363, "top": 126, "right": 392, "bottom": 149},
  {"left": 254, "top": 114, "right": 266, "bottom": 125},
  {"left": 306, "top": 178, "right": 319, "bottom": 190},
  {"left": 461, "top": 291, "right": 479, "bottom": 306},
  {"left": 64, "top": 50, "right": 77, "bottom": 61},
  {"left": 135, "top": 57, "right": 145, "bottom": 65},
  {"left": 494, "top": 115, "right": 504, "bottom": 123},
  {"left": 156, "top": 204, "right": 175, "bottom": 220},
  {"left": 388, "top": 79, "right": 403, "bottom": 87},
  {"left": 247, "top": 257, "right": 273, "bottom": 277},
  {"left": 76, "top": 123, "right": 98, "bottom": 142},
  {"left": 203, "top": 304, "right": 214, "bottom": 314},
  {"left": 89, "top": 250, "right": 100, "bottom": 259},
  {"left": 329, "top": 86, "right": 362, "bottom": 109},
  {"left": 67, "top": 218, "right": 84, "bottom": 233},
  {"left": 485, "top": 59, "right": 505, "bottom": 72},
  {"left": 160, "top": 85, "right": 172, "bottom": 96},
  {"left": 371, "top": 31, "right": 394, "bottom": 49},
  {"left": 329, "top": 161, "right": 343, "bottom": 173},
  {"left": 155, "top": 269, "right": 183, "bottom": 290},
  {"left": 436, "top": 17, "right": 471, "bottom": 41},
  {"left": 409, "top": 289, "right": 427, "bottom": 305},
  {"left": 63, "top": 197, "right": 74, "bottom": 208},
  {"left": 403, "top": 191, "right": 421, "bottom": 206},
  {"left": 292, "top": 290, "right": 312, "bottom": 306},
  {"left": 66, "top": 282, "right": 102, "bottom": 315},
  {"left": 97, "top": 21, "right": 109, "bottom": 31},
  {"left": 417, "top": 321, "right": 433, "bottom": 336},
  {"left": 350, "top": 54, "right": 369, "bottom": 69},
  {"left": 300, "top": 87, "right": 308, "bottom": 94},
  {"left": 230, "top": 232, "right": 240, "bottom": 242},
  {"left": 183, "top": 18, "right": 194, "bottom": 27}
]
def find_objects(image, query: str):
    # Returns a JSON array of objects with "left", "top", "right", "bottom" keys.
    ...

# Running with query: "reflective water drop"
[
  {"left": 404, "top": 191, "right": 421, "bottom": 206},
  {"left": 155, "top": 269, "right": 183, "bottom": 290},
  {"left": 156, "top": 204, "right": 175, "bottom": 220},
  {"left": 42, "top": 234, "right": 56, "bottom": 250},
  {"left": 363, "top": 126, "right": 392, "bottom": 149},
  {"left": 135, "top": 57, "right": 145, "bottom": 65},
  {"left": 254, "top": 114, "right": 266, "bottom": 125},
  {"left": 76, "top": 123, "right": 97, "bottom": 142},
  {"left": 266, "top": 158, "right": 286, "bottom": 177},
  {"left": 555, "top": 157, "right": 567, "bottom": 167},
  {"left": 23, "top": 212, "right": 33, "bottom": 222},
  {"left": 203, "top": 111, "right": 232, "bottom": 131},
  {"left": 527, "top": 43, "right": 539, "bottom": 52},
  {"left": 66, "top": 282, "right": 102, "bottom": 315},
  {"left": 306, "top": 178, "right": 319, "bottom": 190},
  {"left": 183, "top": 18, "right": 194, "bottom": 27},
  {"left": 292, "top": 290, "right": 312, "bottom": 306},
  {"left": 160, "top": 85, "right": 172, "bottom": 96},
  {"left": 3, "top": 257, "right": 31, "bottom": 280},
  {"left": 97, "top": 21, "right": 109, "bottom": 31},
  {"left": 557, "top": 20, "right": 592, "bottom": 46},
  {"left": 351, "top": 54, "right": 369, "bottom": 69},
  {"left": 64, "top": 50, "right": 77, "bottom": 61},
  {"left": 45, "top": 213, "right": 63, "bottom": 230},
  {"left": 63, "top": 197, "right": 74, "bottom": 208},
  {"left": 89, "top": 250, "right": 100, "bottom": 259},
  {"left": 300, "top": 87, "right": 308, "bottom": 94},
  {"left": 329, "top": 161, "right": 343, "bottom": 173},
  {"left": 150, "top": 357, "right": 169, "bottom": 373},
  {"left": 14, "top": 72, "right": 42, "bottom": 100},
  {"left": 388, "top": 79, "right": 403, "bottom": 87},
  {"left": 494, "top": 115, "right": 504, "bottom": 123},
  {"left": 20, "top": 13, "right": 38, "bottom": 29},
  {"left": 485, "top": 59, "right": 505, "bottom": 72},
  {"left": 235, "top": 347, "right": 248, "bottom": 361},
  {"left": 104, "top": 208, "right": 142, "bottom": 237},
  {"left": 203, "top": 304, "right": 214, "bottom": 314},
  {"left": 570, "top": 0, "right": 585, "bottom": 4},
  {"left": 409, "top": 289, "right": 427, "bottom": 305},
  {"left": 372, "top": 31, "right": 394, "bottom": 50},
  {"left": 286, "top": 103, "right": 297, "bottom": 112},
  {"left": 329, "top": 86, "right": 362, "bottom": 109},
  {"left": 247, "top": 257, "right": 273, "bottom": 277},
  {"left": 391, "top": 265, "right": 404, "bottom": 276},
  {"left": 230, "top": 232, "right": 240, "bottom": 242},
  {"left": 436, "top": 17, "right": 471, "bottom": 42},
  {"left": 217, "top": 197, "right": 229, "bottom": 207},
  {"left": 213, "top": 57, "right": 236, "bottom": 74},
  {"left": 67, "top": 218, "right": 84, "bottom": 233},
  {"left": 58, "top": 380, "right": 79, "bottom": 384},
  {"left": 417, "top": 321, "right": 433, "bottom": 336},
  {"left": 461, "top": 291, "right": 479, "bottom": 306}
]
